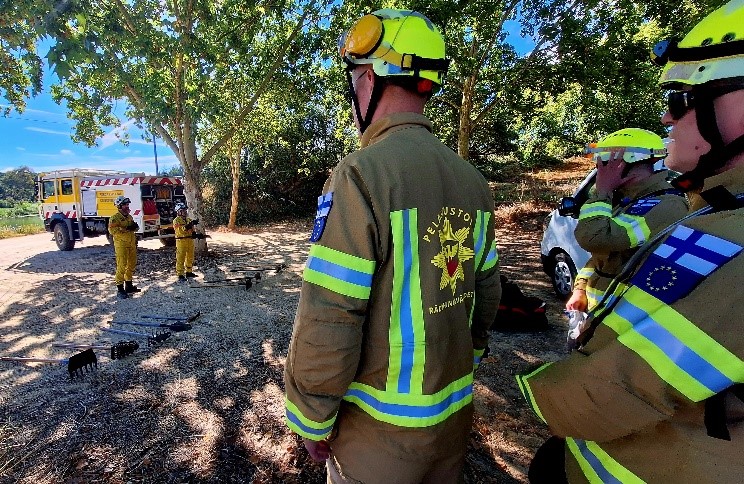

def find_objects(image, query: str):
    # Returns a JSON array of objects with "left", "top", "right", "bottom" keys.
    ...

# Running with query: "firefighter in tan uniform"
[
  {"left": 108, "top": 195, "right": 140, "bottom": 299},
  {"left": 518, "top": 2, "right": 744, "bottom": 482},
  {"left": 284, "top": 10, "right": 502, "bottom": 483},
  {"left": 172, "top": 203, "right": 199, "bottom": 282},
  {"left": 566, "top": 128, "right": 688, "bottom": 313}
]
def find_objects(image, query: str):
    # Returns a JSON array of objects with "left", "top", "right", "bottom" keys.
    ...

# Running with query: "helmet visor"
[{"left": 585, "top": 145, "right": 666, "bottom": 164}]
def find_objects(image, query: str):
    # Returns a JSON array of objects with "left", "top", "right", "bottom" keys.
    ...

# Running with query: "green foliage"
[
  {"left": 0, "top": 167, "right": 37, "bottom": 204},
  {"left": 0, "top": 201, "right": 39, "bottom": 217}
]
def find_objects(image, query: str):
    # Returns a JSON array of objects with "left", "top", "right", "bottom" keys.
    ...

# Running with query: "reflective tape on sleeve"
[
  {"left": 284, "top": 397, "right": 336, "bottom": 440},
  {"left": 303, "top": 244, "right": 376, "bottom": 299}
]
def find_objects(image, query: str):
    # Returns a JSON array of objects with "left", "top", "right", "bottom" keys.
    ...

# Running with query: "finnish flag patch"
[{"left": 310, "top": 192, "right": 333, "bottom": 242}]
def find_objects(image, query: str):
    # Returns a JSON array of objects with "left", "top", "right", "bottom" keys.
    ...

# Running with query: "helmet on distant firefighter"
[
  {"left": 338, "top": 9, "right": 450, "bottom": 91},
  {"left": 585, "top": 128, "right": 667, "bottom": 165},
  {"left": 174, "top": 202, "right": 187, "bottom": 213},
  {"left": 114, "top": 196, "right": 131, "bottom": 207}
]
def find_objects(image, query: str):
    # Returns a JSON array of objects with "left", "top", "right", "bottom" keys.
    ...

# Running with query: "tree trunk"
[
  {"left": 228, "top": 143, "right": 241, "bottom": 231},
  {"left": 458, "top": 75, "right": 475, "bottom": 161},
  {"left": 180, "top": 146, "right": 208, "bottom": 254}
]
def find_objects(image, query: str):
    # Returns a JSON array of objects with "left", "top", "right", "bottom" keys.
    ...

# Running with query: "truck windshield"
[{"left": 42, "top": 180, "right": 55, "bottom": 198}]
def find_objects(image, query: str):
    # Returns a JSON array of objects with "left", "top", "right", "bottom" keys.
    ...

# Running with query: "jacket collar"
[{"left": 360, "top": 113, "right": 432, "bottom": 148}]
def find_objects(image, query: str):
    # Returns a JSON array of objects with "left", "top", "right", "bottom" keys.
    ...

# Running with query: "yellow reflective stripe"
[
  {"left": 604, "top": 286, "right": 744, "bottom": 401},
  {"left": 284, "top": 396, "right": 336, "bottom": 440},
  {"left": 344, "top": 373, "right": 473, "bottom": 427},
  {"left": 613, "top": 213, "right": 651, "bottom": 247},
  {"left": 303, "top": 244, "right": 376, "bottom": 299},
  {"left": 578, "top": 266, "right": 595, "bottom": 279},
  {"left": 473, "top": 210, "right": 490, "bottom": 271},
  {"left": 566, "top": 438, "right": 645, "bottom": 483},
  {"left": 515, "top": 363, "right": 552, "bottom": 423},
  {"left": 388, "top": 210, "right": 427, "bottom": 395},
  {"left": 579, "top": 201, "right": 612, "bottom": 220},
  {"left": 481, "top": 240, "right": 499, "bottom": 272},
  {"left": 586, "top": 285, "right": 604, "bottom": 309}
]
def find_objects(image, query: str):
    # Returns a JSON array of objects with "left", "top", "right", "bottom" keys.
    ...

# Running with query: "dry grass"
[
  {"left": 492, "top": 157, "right": 593, "bottom": 228},
  {"left": 0, "top": 158, "right": 596, "bottom": 483}
]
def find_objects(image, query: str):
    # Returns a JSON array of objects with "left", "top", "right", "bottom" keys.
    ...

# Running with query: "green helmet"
[
  {"left": 586, "top": 128, "right": 667, "bottom": 164},
  {"left": 653, "top": 0, "right": 744, "bottom": 88},
  {"left": 339, "top": 9, "right": 450, "bottom": 90}
]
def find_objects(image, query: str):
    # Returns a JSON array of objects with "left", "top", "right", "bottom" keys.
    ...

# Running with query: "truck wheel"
[
  {"left": 54, "top": 223, "right": 75, "bottom": 251},
  {"left": 550, "top": 251, "right": 576, "bottom": 300}
]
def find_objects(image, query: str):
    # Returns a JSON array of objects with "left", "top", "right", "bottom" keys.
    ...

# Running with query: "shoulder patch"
[
  {"left": 626, "top": 198, "right": 661, "bottom": 216},
  {"left": 630, "top": 225, "right": 743, "bottom": 304},
  {"left": 310, "top": 192, "right": 333, "bottom": 242}
]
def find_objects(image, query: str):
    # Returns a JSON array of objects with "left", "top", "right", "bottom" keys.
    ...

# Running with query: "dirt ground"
[{"left": 0, "top": 183, "right": 580, "bottom": 483}]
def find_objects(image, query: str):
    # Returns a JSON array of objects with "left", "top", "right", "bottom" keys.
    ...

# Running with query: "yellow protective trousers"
[
  {"left": 176, "top": 239, "right": 194, "bottom": 276},
  {"left": 114, "top": 243, "right": 137, "bottom": 285}
]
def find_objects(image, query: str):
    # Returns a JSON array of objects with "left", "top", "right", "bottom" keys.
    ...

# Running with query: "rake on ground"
[
  {"left": 102, "top": 327, "right": 171, "bottom": 346},
  {"left": 140, "top": 311, "right": 201, "bottom": 323},
  {"left": 228, "top": 262, "right": 287, "bottom": 273},
  {"left": 110, "top": 320, "right": 192, "bottom": 332},
  {"left": 1, "top": 349, "right": 98, "bottom": 379},
  {"left": 52, "top": 341, "right": 140, "bottom": 360}
]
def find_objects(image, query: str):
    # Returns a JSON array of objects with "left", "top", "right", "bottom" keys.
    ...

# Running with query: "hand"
[
  {"left": 302, "top": 438, "right": 331, "bottom": 462},
  {"left": 128, "top": 222, "right": 139, "bottom": 231},
  {"left": 595, "top": 148, "right": 627, "bottom": 197},
  {"left": 566, "top": 290, "right": 588, "bottom": 312},
  {"left": 192, "top": 219, "right": 199, "bottom": 225},
  {"left": 185, "top": 222, "right": 194, "bottom": 230}
]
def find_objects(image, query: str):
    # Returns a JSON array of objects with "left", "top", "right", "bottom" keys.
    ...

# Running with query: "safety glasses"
[{"left": 667, "top": 85, "right": 744, "bottom": 120}]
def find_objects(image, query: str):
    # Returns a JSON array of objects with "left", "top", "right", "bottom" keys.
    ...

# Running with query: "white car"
[
  {"left": 540, "top": 169, "right": 594, "bottom": 299},
  {"left": 541, "top": 157, "right": 673, "bottom": 299}
]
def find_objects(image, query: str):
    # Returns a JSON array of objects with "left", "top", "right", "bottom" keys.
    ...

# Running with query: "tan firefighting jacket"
[
  {"left": 108, "top": 211, "right": 136, "bottom": 246},
  {"left": 284, "top": 113, "right": 502, "bottom": 455},
  {"left": 173, "top": 216, "right": 194, "bottom": 240},
  {"left": 518, "top": 164, "right": 744, "bottom": 482},
  {"left": 573, "top": 171, "right": 688, "bottom": 308}
]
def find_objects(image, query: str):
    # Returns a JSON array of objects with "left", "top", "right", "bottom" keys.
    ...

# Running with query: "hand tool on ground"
[
  {"left": 102, "top": 327, "right": 171, "bottom": 346},
  {"left": 111, "top": 320, "right": 192, "bottom": 332},
  {"left": 1, "top": 349, "right": 97, "bottom": 379},
  {"left": 189, "top": 275, "right": 257, "bottom": 291},
  {"left": 228, "top": 262, "right": 286, "bottom": 273},
  {"left": 140, "top": 311, "right": 201, "bottom": 323},
  {"left": 52, "top": 341, "right": 140, "bottom": 359}
]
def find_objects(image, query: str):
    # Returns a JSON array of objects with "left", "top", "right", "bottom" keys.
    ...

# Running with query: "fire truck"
[{"left": 37, "top": 169, "right": 186, "bottom": 251}]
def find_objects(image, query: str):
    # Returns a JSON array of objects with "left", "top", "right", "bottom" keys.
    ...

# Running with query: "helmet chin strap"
[
  {"left": 673, "top": 89, "right": 744, "bottom": 191},
  {"left": 345, "top": 69, "right": 386, "bottom": 134}
]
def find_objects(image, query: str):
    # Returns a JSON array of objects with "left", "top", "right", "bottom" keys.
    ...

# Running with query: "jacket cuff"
[{"left": 284, "top": 396, "right": 336, "bottom": 441}]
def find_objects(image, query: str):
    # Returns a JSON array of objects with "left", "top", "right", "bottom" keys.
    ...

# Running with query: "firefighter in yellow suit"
[
  {"left": 108, "top": 195, "right": 140, "bottom": 299},
  {"left": 518, "top": 2, "right": 744, "bottom": 482},
  {"left": 172, "top": 203, "right": 198, "bottom": 282},
  {"left": 284, "top": 10, "right": 502, "bottom": 483},
  {"left": 566, "top": 128, "right": 688, "bottom": 312}
]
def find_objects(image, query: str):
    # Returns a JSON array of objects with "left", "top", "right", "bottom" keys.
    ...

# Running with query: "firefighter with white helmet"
[
  {"left": 284, "top": 9, "right": 501, "bottom": 482},
  {"left": 108, "top": 195, "right": 140, "bottom": 299},
  {"left": 172, "top": 202, "right": 199, "bottom": 281},
  {"left": 519, "top": 2, "right": 744, "bottom": 482},
  {"left": 566, "top": 128, "right": 688, "bottom": 313}
]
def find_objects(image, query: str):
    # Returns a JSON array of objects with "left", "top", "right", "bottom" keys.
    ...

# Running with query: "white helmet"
[
  {"left": 174, "top": 202, "right": 187, "bottom": 212},
  {"left": 114, "top": 196, "right": 131, "bottom": 207}
]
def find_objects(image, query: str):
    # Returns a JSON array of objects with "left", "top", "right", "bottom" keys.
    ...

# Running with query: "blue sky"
[
  {"left": 1, "top": 19, "right": 533, "bottom": 175},
  {"left": 0, "top": 70, "right": 178, "bottom": 175}
]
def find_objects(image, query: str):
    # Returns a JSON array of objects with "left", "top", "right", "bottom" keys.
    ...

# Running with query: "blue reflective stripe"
[
  {"left": 474, "top": 213, "right": 486, "bottom": 260},
  {"left": 306, "top": 256, "right": 373, "bottom": 288},
  {"left": 285, "top": 409, "right": 334, "bottom": 437},
  {"left": 575, "top": 439, "right": 623, "bottom": 484},
  {"left": 398, "top": 209, "right": 415, "bottom": 394},
  {"left": 482, "top": 243, "right": 498, "bottom": 268},
  {"left": 345, "top": 384, "right": 472, "bottom": 418},
  {"left": 614, "top": 299, "right": 733, "bottom": 393}
]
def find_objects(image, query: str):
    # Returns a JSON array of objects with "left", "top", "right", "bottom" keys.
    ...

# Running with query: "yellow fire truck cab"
[{"left": 37, "top": 169, "right": 186, "bottom": 251}]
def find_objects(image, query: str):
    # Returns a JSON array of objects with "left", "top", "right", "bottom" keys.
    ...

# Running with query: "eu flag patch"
[
  {"left": 626, "top": 198, "right": 661, "bottom": 216},
  {"left": 310, "top": 192, "right": 333, "bottom": 242},
  {"left": 630, "top": 225, "right": 743, "bottom": 304}
]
